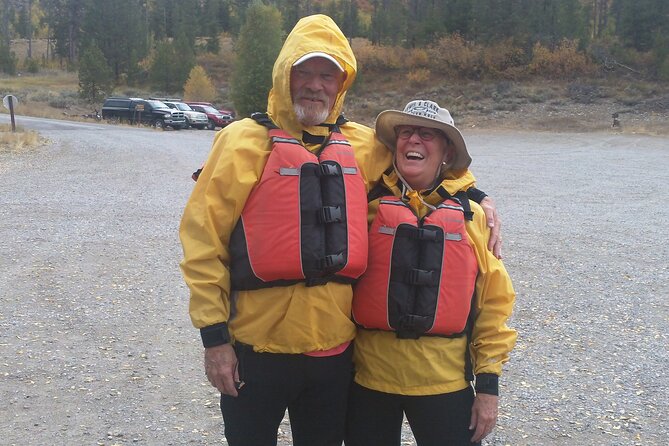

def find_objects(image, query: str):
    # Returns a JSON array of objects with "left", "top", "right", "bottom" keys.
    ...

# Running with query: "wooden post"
[{"left": 9, "top": 95, "right": 16, "bottom": 132}]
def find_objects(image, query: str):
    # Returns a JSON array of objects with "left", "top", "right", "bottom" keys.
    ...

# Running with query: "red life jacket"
[
  {"left": 352, "top": 195, "right": 478, "bottom": 338},
  {"left": 230, "top": 126, "right": 368, "bottom": 290}
]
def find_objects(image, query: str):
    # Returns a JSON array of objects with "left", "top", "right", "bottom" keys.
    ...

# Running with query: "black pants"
[
  {"left": 345, "top": 382, "right": 480, "bottom": 446},
  {"left": 220, "top": 343, "right": 353, "bottom": 446}
]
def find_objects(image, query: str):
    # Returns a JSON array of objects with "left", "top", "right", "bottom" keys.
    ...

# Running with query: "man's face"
[{"left": 290, "top": 57, "right": 344, "bottom": 126}]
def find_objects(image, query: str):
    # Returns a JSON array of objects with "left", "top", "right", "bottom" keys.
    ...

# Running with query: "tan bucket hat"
[{"left": 375, "top": 100, "right": 471, "bottom": 171}]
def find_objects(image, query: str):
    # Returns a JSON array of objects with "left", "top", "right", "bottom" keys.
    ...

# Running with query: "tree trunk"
[{"left": 27, "top": 0, "right": 33, "bottom": 59}]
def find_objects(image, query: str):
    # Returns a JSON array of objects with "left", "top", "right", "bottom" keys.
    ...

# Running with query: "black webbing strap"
[
  {"left": 301, "top": 114, "right": 349, "bottom": 145},
  {"left": 435, "top": 187, "right": 473, "bottom": 221},
  {"left": 464, "top": 290, "right": 477, "bottom": 382},
  {"left": 466, "top": 187, "right": 487, "bottom": 204},
  {"left": 251, "top": 112, "right": 279, "bottom": 129},
  {"left": 367, "top": 166, "right": 396, "bottom": 202}
]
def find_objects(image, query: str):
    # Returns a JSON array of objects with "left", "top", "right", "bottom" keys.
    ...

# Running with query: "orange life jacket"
[
  {"left": 352, "top": 195, "right": 478, "bottom": 338},
  {"left": 230, "top": 120, "right": 368, "bottom": 290}
]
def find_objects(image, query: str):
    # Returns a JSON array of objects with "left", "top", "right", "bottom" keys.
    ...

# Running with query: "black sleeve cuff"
[
  {"left": 466, "top": 187, "right": 488, "bottom": 204},
  {"left": 474, "top": 373, "right": 499, "bottom": 396},
  {"left": 200, "top": 322, "right": 230, "bottom": 348}
]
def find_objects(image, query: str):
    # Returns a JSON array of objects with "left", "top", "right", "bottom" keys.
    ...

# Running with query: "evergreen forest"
[{"left": 1, "top": 0, "right": 668, "bottom": 112}]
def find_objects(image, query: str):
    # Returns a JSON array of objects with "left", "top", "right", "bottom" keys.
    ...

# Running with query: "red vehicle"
[
  {"left": 185, "top": 102, "right": 234, "bottom": 130},
  {"left": 218, "top": 107, "right": 236, "bottom": 118}
]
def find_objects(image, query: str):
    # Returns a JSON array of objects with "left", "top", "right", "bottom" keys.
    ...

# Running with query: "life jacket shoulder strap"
[
  {"left": 367, "top": 167, "right": 396, "bottom": 202},
  {"left": 436, "top": 186, "right": 473, "bottom": 221},
  {"left": 251, "top": 112, "right": 348, "bottom": 131},
  {"left": 251, "top": 112, "right": 279, "bottom": 129}
]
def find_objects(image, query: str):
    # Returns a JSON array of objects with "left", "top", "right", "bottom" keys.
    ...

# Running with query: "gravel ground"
[{"left": 1, "top": 114, "right": 667, "bottom": 445}]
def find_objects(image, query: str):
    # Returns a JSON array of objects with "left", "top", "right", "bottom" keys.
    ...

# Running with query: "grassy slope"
[{"left": 4, "top": 38, "right": 668, "bottom": 135}]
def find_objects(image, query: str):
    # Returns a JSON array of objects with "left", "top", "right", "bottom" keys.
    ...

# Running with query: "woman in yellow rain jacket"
[{"left": 347, "top": 100, "right": 517, "bottom": 446}]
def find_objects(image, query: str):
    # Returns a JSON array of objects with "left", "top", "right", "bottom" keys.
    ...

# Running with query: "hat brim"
[
  {"left": 293, "top": 52, "right": 344, "bottom": 72},
  {"left": 375, "top": 110, "right": 471, "bottom": 172}
]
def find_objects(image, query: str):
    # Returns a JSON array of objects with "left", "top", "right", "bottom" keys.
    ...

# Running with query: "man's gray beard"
[{"left": 294, "top": 103, "right": 330, "bottom": 127}]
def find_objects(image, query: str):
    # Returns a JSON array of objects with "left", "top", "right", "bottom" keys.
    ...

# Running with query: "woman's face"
[{"left": 394, "top": 126, "right": 451, "bottom": 190}]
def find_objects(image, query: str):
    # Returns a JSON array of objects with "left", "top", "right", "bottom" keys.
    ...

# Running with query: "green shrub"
[
  {"left": 659, "top": 57, "right": 669, "bottom": 81},
  {"left": 47, "top": 91, "right": 79, "bottom": 109},
  {"left": 24, "top": 58, "right": 40, "bottom": 73},
  {"left": 0, "top": 42, "right": 17, "bottom": 75}
]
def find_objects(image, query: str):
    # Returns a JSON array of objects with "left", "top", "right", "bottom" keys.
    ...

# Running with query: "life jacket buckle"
[
  {"left": 406, "top": 268, "right": 434, "bottom": 286},
  {"left": 417, "top": 228, "right": 439, "bottom": 241},
  {"left": 319, "top": 206, "right": 342, "bottom": 223},
  {"left": 318, "top": 163, "right": 340, "bottom": 176},
  {"left": 320, "top": 252, "right": 345, "bottom": 270}
]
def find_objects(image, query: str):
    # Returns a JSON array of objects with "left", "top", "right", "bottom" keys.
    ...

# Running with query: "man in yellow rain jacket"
[{"left": 180, "top": 14, "right": 500, "bottom": 446}]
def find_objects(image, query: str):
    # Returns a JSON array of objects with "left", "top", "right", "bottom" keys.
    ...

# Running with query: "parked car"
[
  {"left": 101, "top": 97, "right": 187, "bottom": 130},
  {"left": 217, "top": 107, "right": 236, "bottom": 118},
  {"left": 159, "top": 100, "right": 209, "bottom": 130},
  {"left": 185, "top": 102, "right": 234, "bottom": 130}
]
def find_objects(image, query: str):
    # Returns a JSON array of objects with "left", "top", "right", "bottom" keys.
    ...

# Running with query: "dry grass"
[
  {"left": 0, "top": 123, "right": 44, "bottom": 152},
  {"left": 10, "top": 38, "right": 50, "bottom": 62},
  {"left": 0, "top": 71, "right": 77, "bottom": 89},
  {"left": 0, "top": 71, "right": 105, "bottom": 119}
]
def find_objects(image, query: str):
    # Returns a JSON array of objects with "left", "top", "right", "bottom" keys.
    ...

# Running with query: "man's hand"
[
  {"left": 480, "top": 197, "right": 502, "bottom": 259},
  {"left": 469, "top": 393, "right": 498, "bottom": 443},
  {"left": 204, "top": 344, "right": 240, "bottom": 397}
]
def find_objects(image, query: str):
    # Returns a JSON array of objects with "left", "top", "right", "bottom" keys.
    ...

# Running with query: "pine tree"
[
  {"left": 149, "top": 40, "right": 176, "bottom": 92},
  {"left": 203, "top": 0, "right": 221, "bottom": 53},
  {"left": 613, "top": 0, "right": 669, "bottom": 52},
  {"left": 370, "top": 0, "right": 407, "bottom": 45},
  {"left": 41, "top": 0, "right": 86, "bottom": 64},
  {"left": 81, "top": 0, "right": 147, "bottom": 81},
  {"left": 0, "top": 41, "right": 17, "bottom": 75},
  {"left": 78, "top": 42, "right": 113, "bottom": 104},
  {"left": 173, "top": 31, "right": 196, "bottom": 86},
  {"left": 183, "top": 65, "right": 217, "bottom": 102},
  {"left": 231, "top": 2, "right": 283, "bottom": 117}
]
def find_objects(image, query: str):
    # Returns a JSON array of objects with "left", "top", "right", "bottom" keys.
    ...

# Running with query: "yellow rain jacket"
[
  {"left": 352, "top": 170, "right": 517, "bottom": 395},
  {"left": 179, "top": 15, "right": 393, "bottom": 353}
]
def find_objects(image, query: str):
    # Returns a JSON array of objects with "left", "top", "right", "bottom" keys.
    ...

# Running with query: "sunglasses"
[{"left": 395, "top": 126, "right": 444, "bottom": 142}]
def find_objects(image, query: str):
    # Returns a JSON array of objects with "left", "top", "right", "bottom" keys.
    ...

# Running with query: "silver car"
[{"left": 163, "top": 101, "right": 209, "bottom": 130}]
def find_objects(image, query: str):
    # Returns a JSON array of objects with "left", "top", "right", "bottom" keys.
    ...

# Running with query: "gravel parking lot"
[{"left": 1, "top": 115, "right": 667, "bottom": 445}]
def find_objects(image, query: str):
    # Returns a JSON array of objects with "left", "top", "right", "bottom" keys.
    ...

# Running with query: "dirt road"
[{"left": 1, "top": 114, "right": 667, "bottom": 445}]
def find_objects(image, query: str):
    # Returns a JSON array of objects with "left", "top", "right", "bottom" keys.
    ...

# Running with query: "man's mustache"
[{"left": 296, "top": 92, "right": 329, "bottom": 103}]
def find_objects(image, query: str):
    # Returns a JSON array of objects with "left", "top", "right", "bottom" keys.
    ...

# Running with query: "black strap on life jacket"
[
  {"left": 251, "top": 112, "right": 348, "bottom": 145},
  {"left": 303, "top": 114, "right": 348, "bottom": 144},
  {"left": 435, "top": 187, "right": 473, "bottom": 221},
  {"left": 366, "top": 166, "right": 396, "bottom": 202},
  {"left": 463, "top": 290, "right": 477, "bottom": 382},
  {"left": 251, "top": 112, "right": 279, "bottom": 129}
]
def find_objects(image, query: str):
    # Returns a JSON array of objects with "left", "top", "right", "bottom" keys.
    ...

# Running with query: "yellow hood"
[{"left": 268, "top": 14, "right": 356, "bottom": 139}]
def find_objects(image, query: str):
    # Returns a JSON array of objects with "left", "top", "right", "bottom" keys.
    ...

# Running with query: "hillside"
[{"left": 3, "top": 39, "right": 668, "bottom": 136}]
